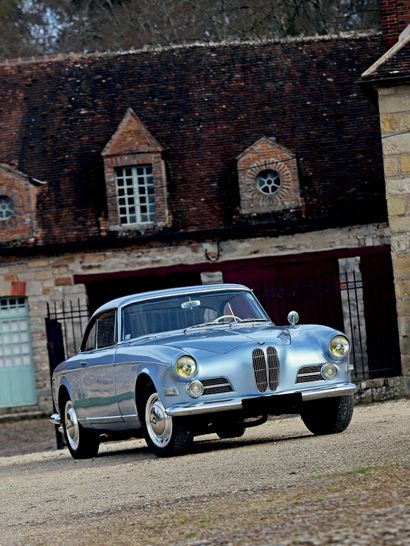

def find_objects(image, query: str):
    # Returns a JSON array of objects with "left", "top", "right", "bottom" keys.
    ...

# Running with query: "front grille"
[
  {"left": 202, "top": 377, "right": 233, "bottom": 395},
  {"left": 252, "top": 347, "right": 280, "bottom": 393},
  {"left": 267, "top": 347, "right": 280, "bottom": 390},
  {"left": 296, "top": 364, "right": 323, "bottom": 383}
]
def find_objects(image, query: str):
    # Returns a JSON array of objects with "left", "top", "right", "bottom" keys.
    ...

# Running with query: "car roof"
[{"left": 92, "top": 283, "right": 251, "bottom": 317}]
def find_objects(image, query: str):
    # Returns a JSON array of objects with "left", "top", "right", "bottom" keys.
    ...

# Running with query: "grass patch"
[{"left": 352, "top": 466, "right": 378, "bottom": 475}]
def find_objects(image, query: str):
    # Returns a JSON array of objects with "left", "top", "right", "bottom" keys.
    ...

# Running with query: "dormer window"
[
  {"left": 115, "top": 165, "right": 155, "bottom": 225},
  {"left": 237, "top": 137, "right": 301, "bottom": 215},
  {"left": 102, "top": 108, "right": 169, "bottom": 232}
]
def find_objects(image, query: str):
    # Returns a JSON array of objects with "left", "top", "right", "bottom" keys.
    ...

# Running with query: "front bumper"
[{"left": 165, "top": 382, "right": 358, "bottom": 417}]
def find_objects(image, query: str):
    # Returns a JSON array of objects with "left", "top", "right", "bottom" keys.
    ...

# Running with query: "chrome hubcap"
[
  {"left": 64, "top": 400, "right": 80, "bottom": 451},
  {"left": 145, "top": 392, "right": 173, "bottom": 448}
]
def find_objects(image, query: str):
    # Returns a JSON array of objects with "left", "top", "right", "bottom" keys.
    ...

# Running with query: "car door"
[{"left": 78, "top": 309, "right": 122, "bottom": 425}]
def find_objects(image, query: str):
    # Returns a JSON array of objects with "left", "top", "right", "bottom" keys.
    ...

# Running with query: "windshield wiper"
[
  {"left": 235, "top": 318, "right": 270, "bottom": 323},
  {"left": 184, "top": 321, "right": 220, "bottom": 331}
]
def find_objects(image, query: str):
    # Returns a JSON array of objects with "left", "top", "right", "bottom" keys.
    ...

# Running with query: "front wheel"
[
  {"left": 300, "top": 395, "right": 354, "bottom": 435},
  {"left": 62, "top": 399, "right": 100, "bottom": 459},
  {"left": 140, "top": 385, "right": 193, "bottom": 457}
]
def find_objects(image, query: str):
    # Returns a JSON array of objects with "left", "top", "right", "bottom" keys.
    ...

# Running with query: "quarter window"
[
  {"left": 82, "top": 310, "right": 116, "bottom": 351},
  {"left": 115, "top": 165, "right": 155, "bottom": 225}
]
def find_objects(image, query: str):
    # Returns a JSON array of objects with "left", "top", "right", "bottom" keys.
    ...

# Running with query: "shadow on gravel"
[{"left": 96, "top": 430, "right": 312, "bottom": 461}]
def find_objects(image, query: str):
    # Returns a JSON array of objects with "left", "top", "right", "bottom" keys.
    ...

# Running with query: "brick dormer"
[
  {"left": 0, "top": 164, "right": 45, "bottom": 243},
  {"left": 237, "top": 137, "right": 301, "bottom": 216},
  {"left": 102, "top": 108, "right": 169, "bottom": 231}
]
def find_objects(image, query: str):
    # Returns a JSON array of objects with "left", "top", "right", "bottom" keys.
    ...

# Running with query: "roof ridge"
[{"left": 0, "top": 29, "right": 380, "bottom": 68}]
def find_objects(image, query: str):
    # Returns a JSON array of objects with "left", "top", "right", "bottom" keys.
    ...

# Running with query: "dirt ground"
[{"left": 0, "top": 399, "right": 410, "bottom": 545}]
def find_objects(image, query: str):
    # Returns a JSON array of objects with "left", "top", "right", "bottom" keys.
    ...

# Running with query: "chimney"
[{"left": 380, "top": 0, "right": 410, "bottom": 47}]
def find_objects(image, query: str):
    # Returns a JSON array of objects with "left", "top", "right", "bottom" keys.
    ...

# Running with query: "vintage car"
[{"left": 50, "top": 283, "right": 357, "bottom": 459}]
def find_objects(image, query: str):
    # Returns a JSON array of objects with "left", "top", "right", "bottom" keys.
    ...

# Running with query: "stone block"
[
  {"left": 383, "top": 156, "right": 399, "bottom": 177},
  {"left": 387, "top": 195, "right": 408, "bottom": 216},
  {"left": 380, "top": 113, "right": 399, "bottom": 133},
  {"left": 392, "top": 233, "right": 410, "bottom": 255},
  {"left": 379, "top": 92, "right": 410, "bottom": 114},
  {"left": 400, "top": 154, "right": 410, "bottom": 175},
  {"left": 395, "top": 279, "right": 410, "bottom": 298},
  {"left": 393, "top": 256, "right": 410, "bottom": 279},
  {"left": 390, "top": 215, "right": 410, "bottom": 234},
  {"left": 400, "top": 113, "right": 410, "bottom": 131},
  {"left": 55, "top": 277, "right": 73, "bottom": 286},
  {"left": 383, "top": 132, "right": 410, "bottom": 155}
]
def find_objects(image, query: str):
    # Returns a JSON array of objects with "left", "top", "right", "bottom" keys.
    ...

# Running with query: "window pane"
[{"left": 115, "top": 165, "right": 156, "bottom": 225}]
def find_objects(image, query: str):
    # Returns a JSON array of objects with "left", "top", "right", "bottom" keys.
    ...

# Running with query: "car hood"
[
  {"left": 133, "top": 323, "right": 339, "bottom": 355},
  {"left": 136, "top": 324, "right": 292, "bottom": 355}
]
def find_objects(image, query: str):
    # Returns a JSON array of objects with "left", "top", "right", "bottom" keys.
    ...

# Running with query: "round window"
[
  {"left": 0, "top": 196, "right": 15, "bottom": 221},
  {"left": 256, "top": 170, "right": 281, "bottom": 195}
]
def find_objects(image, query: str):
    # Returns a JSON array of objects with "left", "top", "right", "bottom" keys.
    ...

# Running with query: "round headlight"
[
  {"left": 187, "top": 380, "right": 204, "bottom": 398},
  {"left": 176, "top": 355, "right": 197, "bottom": 378},
  {"left": 329, "top": 335, "right": 350, "bottom": 358},
  {"left": 321, "top": 363, "right": 338, "bottom": 380}
]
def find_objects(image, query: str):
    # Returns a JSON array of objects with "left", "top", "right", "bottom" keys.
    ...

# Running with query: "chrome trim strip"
[
  {"left": 84, "top": 415, "right": 123, "bottom": 423},
  {"left": 166, "top": 399, "right": 242, "bottom": 417},
  {"left": 301, "top": 383, "right": 358, "bottom": 401}
]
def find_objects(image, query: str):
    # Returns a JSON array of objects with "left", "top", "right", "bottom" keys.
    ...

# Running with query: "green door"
[{"left": 0, "top": 297, "right": 36, "bottom": 408}]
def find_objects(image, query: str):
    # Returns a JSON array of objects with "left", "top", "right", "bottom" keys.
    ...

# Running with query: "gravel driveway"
[{"left": 0, "top": 399, "right": 409, "bottom": 546}]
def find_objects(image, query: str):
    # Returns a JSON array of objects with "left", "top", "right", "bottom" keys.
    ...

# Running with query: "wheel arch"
[
  {"left": 57, "top": 380, "right": 73, "bottom": 414},
  {"left": 135, "top": 373, "right": 155, "bottom": 416}
]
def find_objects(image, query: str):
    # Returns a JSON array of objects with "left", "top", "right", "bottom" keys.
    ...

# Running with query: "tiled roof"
[
  {"left": 362, "top": 30, "right": 410, "bottom": 80},
  {"left": 0, "top": 34, "right": 387, "bottom": 248}
]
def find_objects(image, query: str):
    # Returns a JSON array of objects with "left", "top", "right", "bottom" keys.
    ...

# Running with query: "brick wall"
[{"left": 381, "top": 0, "right": 410, "bottom": 47}]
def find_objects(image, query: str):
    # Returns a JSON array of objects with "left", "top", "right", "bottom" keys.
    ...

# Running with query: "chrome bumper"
[
  {"left": 165, "top": 383, "right": 358, "bottom": 417},
  {"left": 301, "top": 383, "right": 358, "bottom": 401}
]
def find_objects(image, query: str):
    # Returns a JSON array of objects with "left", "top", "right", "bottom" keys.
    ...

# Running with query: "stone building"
[
  {"left": 362, "top": 2, "right": 410, "bottom": 398},
  {"left": 0, "top": 1, "right": 409, "bottom": 413}
]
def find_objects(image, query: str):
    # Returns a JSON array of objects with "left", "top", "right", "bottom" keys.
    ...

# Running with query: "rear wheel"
[
  {"left": 140, "top": 385, "right": 193, "bottom": 457},
  {"left": 300, "top": 395, "right": 354, "bottom": 435},
  {"left": 62, "top": 398, "right": 100, "bottom": 459}
]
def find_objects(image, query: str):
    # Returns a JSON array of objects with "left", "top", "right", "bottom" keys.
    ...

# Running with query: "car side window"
[
  {"left": 82, "top": 320, "right": 97, "bottom": 352},
  {"left": 96, "top": 310, "right": 116, "bottom": 349}
]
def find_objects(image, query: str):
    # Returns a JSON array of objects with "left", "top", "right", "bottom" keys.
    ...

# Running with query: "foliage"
[{"left": 0, "top": 0, "right": 380, "bottom": 59}]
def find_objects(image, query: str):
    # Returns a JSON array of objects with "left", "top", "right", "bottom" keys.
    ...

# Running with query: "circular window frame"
[
  {"left": 0, "top": 195, "right": 15, "bottom": 222},
  {"left": 256, "top": 169, "right": 281, "bottom": 195}
]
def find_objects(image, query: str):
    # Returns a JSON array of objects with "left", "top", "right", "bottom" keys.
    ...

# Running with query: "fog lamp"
[
  {"left": 176, "top": 355, "right": 197, "bottom": 378},
  {"left": 321, "top": 363, "right": 338, "bottom": 380},
  {"left": 329, "top": 335, "right": 350, "bottom": 358},
  {"left": 187, "top": 380, "right": 204, "bottom": 398}
]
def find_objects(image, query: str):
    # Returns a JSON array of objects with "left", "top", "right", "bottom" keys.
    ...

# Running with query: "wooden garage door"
[{"left": 224, "top": 258, "right": 344, "bottom": 330}]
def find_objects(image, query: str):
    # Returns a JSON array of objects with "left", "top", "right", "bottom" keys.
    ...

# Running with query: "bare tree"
[{"left": 0, "top": 0, "right": 380, "bottom": 60}]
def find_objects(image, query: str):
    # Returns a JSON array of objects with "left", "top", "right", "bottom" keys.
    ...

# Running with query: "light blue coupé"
[{"left": 50, "top": 283, "right": 357, "bottom": 458}]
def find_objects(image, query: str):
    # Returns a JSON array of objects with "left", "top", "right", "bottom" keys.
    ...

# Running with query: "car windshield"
[{"left": 121, "top": 289, "right": 270, "bottom": 340}]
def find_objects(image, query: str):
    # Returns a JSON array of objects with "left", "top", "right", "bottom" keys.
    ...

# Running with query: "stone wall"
[
  {"left": 379, "top": 84, "right": 410, "bottom": 394},
  {"left": 0, "top": 222, "right": 393, "bottom": 412}
]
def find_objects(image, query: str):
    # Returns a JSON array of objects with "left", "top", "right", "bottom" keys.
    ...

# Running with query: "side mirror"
[{"left": 287, "top": 310, "right": 299, "bottom": 327}]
